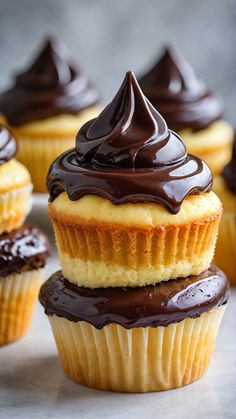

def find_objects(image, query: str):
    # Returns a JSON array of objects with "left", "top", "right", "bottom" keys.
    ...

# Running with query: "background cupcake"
[
  {"left": 41, "top": 72, "right": 228, "bottom": 392},
  {"left": 214, "top": 135, "right": 236, "bottom": 283},
  {"left": 0, "top": 124, "right": 32, "bottom": 234},
  {"left": 0, "top": 225, "right": 49, "bottom": 346},
  {"left": 139, "top": 46, "right": 233, "bottom": 175},
  {"left": 0, "top": 37, "right": 100, "bottom": 192}
]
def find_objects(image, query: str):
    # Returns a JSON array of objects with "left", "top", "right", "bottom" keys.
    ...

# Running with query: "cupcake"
[
  {"left": 139, "top": 46, "right": 233, "bottom": 175},
  {"left": 0, "top": 124, "right": 32, "bottom": 234},
  {"left": 0, "top": 225, "right": 49, "bottom": 346},
  {"left": 40, "top": 72, "right": 228, "bottom": 392},
  {"left": 47, "top": 71, "right": 222, "bottom": 288},
  {"left": 213, "top": 135, "right": 236, "bottom": 283},
  {"left": 0, "top": 37, "right": 100, "bottom": 192},
  {"left": 40, "top": 266, "right": 229, "bottom": 392}
]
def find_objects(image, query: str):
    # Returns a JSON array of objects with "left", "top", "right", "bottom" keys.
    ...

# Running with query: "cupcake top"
[
  {"left": 47, "top": 71, "right": 212, "bottom": 214},
  {"left": 0, "top": 225, "right": 50, "bottom": 277},
  {"left": 222, "top": 133, "right": 236, "bottom": 194},
  {"left": 139, "top": 46, "right": 223, "bottom": 132},
  {"left": 0, "top": 124, "right": 17, "bottom": 164},
  {"left": 0, "top": 37, "right": 99, "bottom": 126},
  {"left": 39, "top": 266, "right": 229, "bottom": 329}
]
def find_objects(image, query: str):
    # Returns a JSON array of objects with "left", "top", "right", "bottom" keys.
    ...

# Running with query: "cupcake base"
[
  {"left": 0, "top": 269, "right": 44, "bottom": 346},
  {"left": 49, "top": 306, "right": 225, "bottom": 392},
  {"left": 51, "top": 211, "right": 221, "bottom": 288}
]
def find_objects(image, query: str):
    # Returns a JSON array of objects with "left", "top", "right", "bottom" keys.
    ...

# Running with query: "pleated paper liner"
[
  {"left": 214, "top": 210, "right": 236, "bottom": 284},
  {"left": 0, "top": 269, "right": 44, "bottom": 346},
  {"left": 49, "top": 306, "right": 225, "bottom": 392},
  {"left": 16, "top": 136, "right": 75, "bottom": 193},
  {"left": 0, "top": 184, "right": 32, "bottom": 234},
  {"left": 50, "top": 211, "right": 221, "bottom": 288}
]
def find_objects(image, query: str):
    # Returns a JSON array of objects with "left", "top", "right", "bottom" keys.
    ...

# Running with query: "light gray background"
[{"left": 0, "top": 0, "right": 235, "bottom": 122}]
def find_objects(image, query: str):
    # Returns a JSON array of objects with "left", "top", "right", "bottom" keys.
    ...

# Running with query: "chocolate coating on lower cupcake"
[
  {"left": 39, "top": 266, "right": 229, "bottom": 329},
  {"left": 0, "top": 225, "right": 50, "bottom": 277}
]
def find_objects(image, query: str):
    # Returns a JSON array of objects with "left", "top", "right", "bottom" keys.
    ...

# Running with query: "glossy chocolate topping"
[
  {"left": 0, "top": 124, "right": 17, "bottom": 164},
  {"left": 139, "top": 47, "right": 223, "bottom": 132},
  {"left": 0, "top": 225, "right": 50, "bottom": 277},
  {"left": 222, "top": 133, "right": 236, "bottom": 194},
  {"left": 47, "top": 71, "right": 212, "bottom": 214},
  {"left": 39, "top": 266, "right": 229, "bottom": 329},
  {"left": 0, "top": 37, "right": 99, "bottom": 126}
]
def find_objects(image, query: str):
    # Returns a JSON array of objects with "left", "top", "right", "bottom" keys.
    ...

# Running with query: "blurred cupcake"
[
  {"left": 40, "top": 266, "right": 229, "bottom": 392},
  {"left": 46, "top": 72, "right": 222, "bottom": 288},
  {"left": 0, "top": 225, "right": 49, "bottom": 346},
  {"left": 0, "top": 124, "right": 32, "bottom": 234},
  {"left": 0, "top": 37, "right": 100, "bottom": 192},
  {"left": 139, "top": 46, "right": 233, "bottom": 175},
  {"left": 214, "top": 136, "right": 236, "bottom": 283}
]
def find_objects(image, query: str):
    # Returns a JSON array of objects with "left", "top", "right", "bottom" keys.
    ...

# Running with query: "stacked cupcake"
[
  {"left": 0, "top": 37, "right": 100, "bottom": 192},
  {"left": 40, "top": 72, "right": 229, "bottom": 392},
  {"left": 0, "top": 124, "right": 49, "bottom": 346}
]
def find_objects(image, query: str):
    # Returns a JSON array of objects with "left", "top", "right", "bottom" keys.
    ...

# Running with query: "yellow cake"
[
  {"left": 49, "top": 191, "right": 222, "bottom": 288},
  {"left": 0, "top": 124, "right": 32, "bottom": 234}
]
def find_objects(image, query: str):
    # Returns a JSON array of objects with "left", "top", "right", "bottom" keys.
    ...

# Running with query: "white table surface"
[{"left": 0, "top": 197, "right": 235, "bottom": 419}]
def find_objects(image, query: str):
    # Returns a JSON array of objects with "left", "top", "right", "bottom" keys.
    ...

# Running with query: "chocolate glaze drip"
[
  {"left": 0, "top": 37, "right": 99, "bottom": 126},
  {"left": 0, "top": 225, "right": 50, "bottom": 277},
  {"left": 39, "top": 266, "right": 229, "bottom": 329},
  {"left": 0, "top": 124, "right": 17, "bottom": 164},
  {"left": 47, "top": 71, "right": 212, "bottom": 214},
  {"left": 222, "top": 133, "right": 236, "bottom": 194},
  {"left": 139, "top": 47, "right": 223, "bottom": 132}
]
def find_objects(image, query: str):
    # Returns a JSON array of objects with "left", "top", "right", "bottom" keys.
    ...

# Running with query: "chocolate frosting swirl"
[
  {"left": 0, "top": 37, "right": 99, "bottom": 126},
  {"left": 47, "top": 71, "right": 212, "bottom": 214},
  {"left": 0, "top": 225, "right": 50, "bottom": 277},
  {"left": 39, "top": 266, "right": 229, "bottom": 329},
  {"left": 139, "top": 46, "right": 223, "bottom": 132},
  {"left": 0, "top": 124, "right": 17, "bottom": 164},
  {"left": 222, "top": 133, "right": 236, "bottom": 194}
]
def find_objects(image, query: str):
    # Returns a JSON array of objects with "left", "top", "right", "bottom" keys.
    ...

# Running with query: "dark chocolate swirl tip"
[
  {"left": 0, "top": 124, "right": 17, "bottom": 165},
  {"left": 139, "top": 46, "right": 223, "bottom": 132},
  {"left": 47, "top": 71, "right": 212, "bottom": 213},
  {"left": 0, "top": 36, "right": 99, "bottom": 126}
]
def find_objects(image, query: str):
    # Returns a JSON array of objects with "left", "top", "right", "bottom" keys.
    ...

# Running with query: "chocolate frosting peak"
[
  {"left": 139, "top": 46, "right": 223, "bottom": 132},
  {"left": 222, "top": 132, "right": 236, "bottom": 194},
  {"left": 47, "top": 71, "right": 212, "bottom": 214},
  {"left": 76, "top": 71, "right": 186, "bottom": 168},
  {"left": 0, "top": 124, "right": 17, "bottom": 164},
  {"left": 39, "top": 266, "right": 229, "bottom": 329},
  {"left": 0, "top": 37, "right": 99, "bottom": 126}
]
